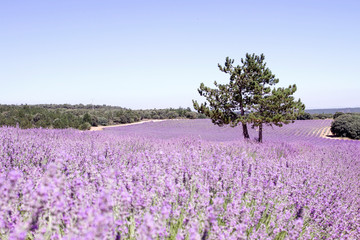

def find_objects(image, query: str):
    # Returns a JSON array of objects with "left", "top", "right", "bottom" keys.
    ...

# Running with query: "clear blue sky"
[{"left": 1, "top": 0, "right": 359, "bottom": 109}]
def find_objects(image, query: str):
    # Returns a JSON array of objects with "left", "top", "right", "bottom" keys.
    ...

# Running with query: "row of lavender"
[
  {"left": 104, "top": 119, "right": 341, "bottom": 144},
  {"left": 1, "top": 120, "right": 359, "bottom": 239}
]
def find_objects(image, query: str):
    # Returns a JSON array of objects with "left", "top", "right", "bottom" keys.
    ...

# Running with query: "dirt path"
[{"left": 89, "top": 119, "right": 165, "bottom": 131}]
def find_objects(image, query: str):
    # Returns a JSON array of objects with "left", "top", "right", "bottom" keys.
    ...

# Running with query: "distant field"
[
  {"left": 0, "top": 119, "right": 359, "bottom": 239},
  {"left": 306, "top": 107, "right": 360, "bottom": 114},
  {"left": 104, "top": 119, "right": 358, "bottom": 144}
]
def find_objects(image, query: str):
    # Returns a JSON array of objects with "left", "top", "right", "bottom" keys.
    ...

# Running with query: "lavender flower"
[{"left": 0, "top": 120, "right": 358, "bottom": 239}]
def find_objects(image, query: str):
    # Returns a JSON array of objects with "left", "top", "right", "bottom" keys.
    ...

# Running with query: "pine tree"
[
  {"left": 193, "top": 53, "right": 305, "bottom": 142},
  {"left": 244, "top": 54, "right": 305, "bottom": 142},
  {"left": 249, "top": 85, "right": 305, "bottom": 142},
  {"left": 193, "top": 56, "right": 253, "bottom": 139}
]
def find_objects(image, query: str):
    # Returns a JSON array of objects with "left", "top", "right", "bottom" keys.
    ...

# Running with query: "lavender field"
[
  {"left": 1, "top": 120, "right": 359, "bottom": 239},
  {"left": 104, "top": 119, "right": 336, "bottom": 143}
]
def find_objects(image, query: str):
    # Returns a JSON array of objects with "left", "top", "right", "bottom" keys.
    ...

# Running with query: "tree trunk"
[
  {"left": 242, "top": 123, "right": 250, "bottom": 139},
  {"left": 258, "top": 123, "right": 263, "bottom": 143},
  {"left": 239, "top": 90, "right": 250, "bottom": 139}
]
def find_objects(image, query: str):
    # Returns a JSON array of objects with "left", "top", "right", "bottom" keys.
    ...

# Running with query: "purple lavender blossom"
[{"left": 0, "top": 120, "right": 359, "bottom": 239}]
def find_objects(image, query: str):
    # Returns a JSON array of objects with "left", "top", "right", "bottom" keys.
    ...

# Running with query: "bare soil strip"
[{"left": 89, "top": 119, "right": 165, "bottom": 131}]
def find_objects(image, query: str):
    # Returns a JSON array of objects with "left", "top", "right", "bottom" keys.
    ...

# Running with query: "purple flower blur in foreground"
[{"left": 0, "top": 120, "right": 359, "bottom": 239}]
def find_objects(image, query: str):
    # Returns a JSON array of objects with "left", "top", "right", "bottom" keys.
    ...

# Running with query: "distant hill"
[{"left": 306, "top": 107, "right": 360, "bottom": 114}]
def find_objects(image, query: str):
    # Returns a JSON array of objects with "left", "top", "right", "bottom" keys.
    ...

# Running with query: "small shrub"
[
  {"left": 331, "top": 114, "right": 360, "bottom": 139},
  {"left": 333, "top": 112, "right": 344, "bottom": 119},
  {"left": 167, "top": 112, "right": 179, "bottom": 119},
  {"left": 312, "top": 113, "right": 332, "bottom": 120},
  {"left": 197, "top": 113, "right": 207, "bottom": 119},
  {"left": 79, "top": 122, "right": 91, "bottom": 130},
  {"left": 97, "top": 117, "right": 109, "bottom": 126},
  {"left": 297, "top": 112, "right": 313, "bottom": 120},
  {"left": 82, "top": 113, "right": 92, "bottom": 124},
  {"left": 53, "top": 118, "right": 66, "bottom": 129},
  {"left": 185, "top": 112, "right": 198, "bottom": 119}
]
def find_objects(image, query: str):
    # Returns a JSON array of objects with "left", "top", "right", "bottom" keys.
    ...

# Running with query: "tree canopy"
[
  {"left": 331, "top": 113, "right": 360, "bottom": 139},
  {"left": 193, "top": 53, "right": 305, "bottom": 142},
  {"left": 0, "top": 105, "right": 203, "bottom": 130}
]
